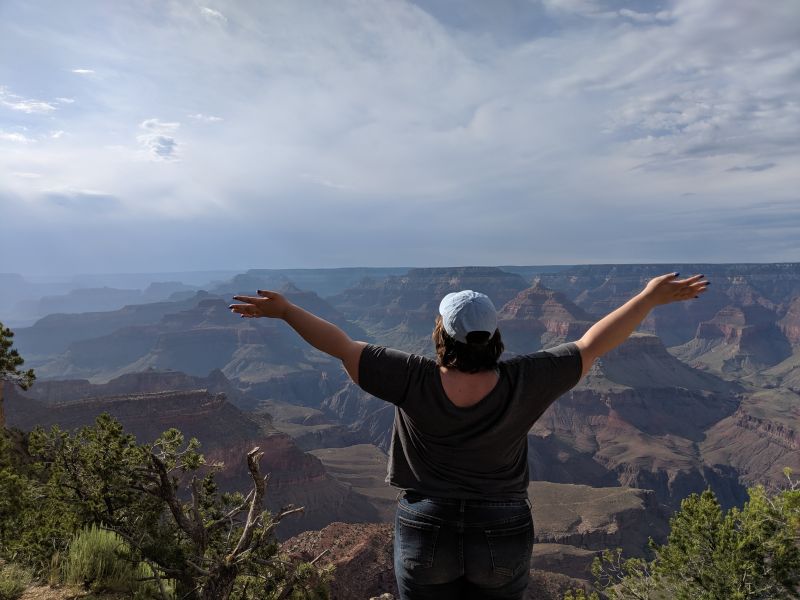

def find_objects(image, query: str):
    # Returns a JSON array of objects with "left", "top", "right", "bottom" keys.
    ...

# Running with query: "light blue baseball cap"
[{"left": 438, "top": 290, "right": 497, "bottom": 344}]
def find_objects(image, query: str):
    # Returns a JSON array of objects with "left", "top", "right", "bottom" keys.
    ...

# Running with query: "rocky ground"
[
  {"left": 282, "top": 522, "right": 593, "bottom": 600},
  {"left": 18, "top": 587, "right": 125, "bottom": 600},
  {"left": 282, "top": 522, "right": 397, "bottom": 600}
]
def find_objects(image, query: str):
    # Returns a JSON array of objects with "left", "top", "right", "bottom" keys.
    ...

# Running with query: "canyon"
[{"left": 5, "top": 263, "right": 800, "bottom": 597}]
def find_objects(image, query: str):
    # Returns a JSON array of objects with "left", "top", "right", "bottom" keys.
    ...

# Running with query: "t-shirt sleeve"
[
  {"left": 358, "top": 344, "right": 430, "bottom": 406},
  {"left": 507, "top": 341, "right": 583, "bottom": 418}
]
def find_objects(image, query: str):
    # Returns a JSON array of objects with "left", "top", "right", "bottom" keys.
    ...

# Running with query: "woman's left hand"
[
  {"left": 641, "top": 273, "right": 709, "bottom": 306},
  {"left": 229, "top": 290, "right": 291, "bottom": 319}
]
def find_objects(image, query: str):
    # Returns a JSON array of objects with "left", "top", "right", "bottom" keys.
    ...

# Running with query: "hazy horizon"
[
  {"left": 2, "top": 0, "right": 799, "bottom": 274},
  {"left": 9, "top": 259, "right": 800, "bottom": 282}
]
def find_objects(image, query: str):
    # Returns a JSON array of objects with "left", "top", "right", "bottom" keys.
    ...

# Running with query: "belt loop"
[
  {"left": 525, "top": 498, "right": 532, "bottom": 510},
  {"left": 396, "top": 490, "right": 405, "bottom": 501}
]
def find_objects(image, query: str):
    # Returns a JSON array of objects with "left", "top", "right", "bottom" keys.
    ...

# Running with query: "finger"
[
  {"left": 689, "top": 282, "right": 710, "bottom": 298},
  {"left": 657, "top": 272, "right": 680, "bottom": 281},
  {"left": 229, "top": 303, "right": 255, "bottom": 315},
  {"left": 257, "top": 289, "right": 277, "bottom": 297},
  {"left": 232, "top": 295, "right": 262, "bottom": 303},
  {"left": 676, "top": 274, "right": 705, "bottom": 284}
]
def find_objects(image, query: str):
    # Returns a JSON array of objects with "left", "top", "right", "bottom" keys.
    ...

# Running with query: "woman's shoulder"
[
  {"left": 358, "top": 344, "right": 438, "bottom": 405},
  {"left": 501, "top": 342, "right": 582, "bottom": 364},
  {"left": 360, "top": 344, "right": 438, "bottom": 378}
]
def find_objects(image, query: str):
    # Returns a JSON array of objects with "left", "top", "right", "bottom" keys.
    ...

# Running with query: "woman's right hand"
[{"left": 229, "top": 290, "right": 291, "bottom": 319}]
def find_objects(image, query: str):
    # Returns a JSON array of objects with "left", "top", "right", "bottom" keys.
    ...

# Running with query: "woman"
[{"left": 230, "top": 272, "right": 708, "bottom": 599}]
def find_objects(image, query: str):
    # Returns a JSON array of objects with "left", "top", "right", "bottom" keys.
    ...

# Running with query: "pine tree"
[
  {"left": 29, "top": 415, "right": 327, "bottom": 599},
  {"left": 567, "top": 480, "right": 800, "bottom": 600},
  {"left": 0, "top": 322, "right": 35, "bottom": 429}
]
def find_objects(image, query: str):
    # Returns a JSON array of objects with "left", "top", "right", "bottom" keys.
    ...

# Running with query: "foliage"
[
  {"left": 0, "top": 323, "right": 35, "bottom": 390},
  {"left": 0, "top": 429, "right": 80, "bottom": 572},
  {"left": 565, "top": 475, "right": 800, "bottom": 600},
  {"left": 24, "top": 414, "right": 325, "bottom": 600},
  {"left": 0, "top": 322, "right": 36, "bottom": 430},
  {"left": 63, "top": 524, "right": 174, "bottom": 598},
  {"left": 0, "top": 562, "right": 33, "bottom": 600}
]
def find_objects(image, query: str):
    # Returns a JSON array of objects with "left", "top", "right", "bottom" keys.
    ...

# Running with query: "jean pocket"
[
  {"left": 397, "top": 514, "right": 440, "bottom": 569},
  {"left": 485, "top": 517, "right": 533, "bottom": 578}
]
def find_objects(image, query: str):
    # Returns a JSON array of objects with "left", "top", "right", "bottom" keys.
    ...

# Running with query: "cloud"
[
  {"left": 71, "top": 68, "right": 95, "bottom": 74},
  {"left": 726, "top": 163, "right": 777, "bottom": 173},
  {"left": 200, "top": 7, "right": 227, "bottom": 24},
  {"left": 1, "top": 0, "right": 799, "bottom": 273},
  {"left": 0, "top": 131, "right": 34, "bottom": 143},
  {"left": 542, "top": 0, "right": 608, "bottom": 17},
  {"left": 56, "top": 97, "right": 75, "bottom": 104},
  {"left": 50, "top": 130, "right": 65, "bottom": 139},
  {"left": 137, "top": 119, "right": 180, "bottom": 160},
  {"left": 0, "top": 86, "right": 56, "bottom": 114},
  {"left": 43, "top": 188, "right": 120, "bottom": 211},
  {"left": 188, "top": 113, "right": 223, "bottom": 123},
  {"left": 618, "top": 9, "right": 672, "bottom": 24}
]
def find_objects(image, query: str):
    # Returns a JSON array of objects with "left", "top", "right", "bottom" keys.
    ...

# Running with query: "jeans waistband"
[{"left": 400, "top": 490, "right": 532, "bottom": 509}]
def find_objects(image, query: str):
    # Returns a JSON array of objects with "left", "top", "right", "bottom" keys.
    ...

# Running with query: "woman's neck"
[{"left": 438, "top": 366, "right": 499, "bottom": 408}]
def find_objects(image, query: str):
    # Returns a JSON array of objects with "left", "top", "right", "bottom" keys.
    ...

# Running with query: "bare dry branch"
[
  {"left": 227, "top": 447, "right": 265, "bottom": 562},
  {"left": 309, "top": 549, "right": 330, "bottom": 566}
]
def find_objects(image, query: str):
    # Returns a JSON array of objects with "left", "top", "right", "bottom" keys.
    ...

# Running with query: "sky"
[{"left": 1, "top": 0, "right": 799, "bottom": 275}]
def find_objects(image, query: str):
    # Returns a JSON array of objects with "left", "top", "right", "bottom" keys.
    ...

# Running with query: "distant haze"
[{"left": 1, "top": 0, "right": 799, "bottom": 274}]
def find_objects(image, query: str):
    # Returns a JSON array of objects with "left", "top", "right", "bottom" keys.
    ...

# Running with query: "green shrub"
[
  {"left": 0, "top": 562, "right": 33, "bottom": 600},
  {"left": 63, "top": 525, "right": 173, "bottom": 598},
  {"left": 564, "top": 480, "right": 800, "bottom": 600}
]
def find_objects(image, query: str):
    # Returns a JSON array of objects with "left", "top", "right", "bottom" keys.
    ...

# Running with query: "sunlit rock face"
[
  {"left": 778, "top": 296, "right": 800, "bottom": 344},
  {"left": 497, "top": 282, "right": 593, "bottom": 354},
  {"left": 671, "top": 305, "right": 793, "bottom": 375},
  {"left": 535, "top": 263, "right": 800, "bottom": 346}
]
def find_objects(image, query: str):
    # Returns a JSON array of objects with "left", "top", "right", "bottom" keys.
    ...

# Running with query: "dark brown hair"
[{"left": 432, "top": 316, "right": 504, "bottom": 373}]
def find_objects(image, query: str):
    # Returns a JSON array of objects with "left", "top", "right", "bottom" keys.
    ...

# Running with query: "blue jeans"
[{"left": 394, "top": 492, "right": 533, "bottom": 600}]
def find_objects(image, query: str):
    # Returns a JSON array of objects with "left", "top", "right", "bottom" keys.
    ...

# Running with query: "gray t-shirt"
[{"left": 358, "top": 342, "right": 583, "bottom": 500}]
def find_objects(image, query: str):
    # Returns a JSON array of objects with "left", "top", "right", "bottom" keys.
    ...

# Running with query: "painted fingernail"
[{"left": 674, "top": 272, "right": 680, "bottom": 276}]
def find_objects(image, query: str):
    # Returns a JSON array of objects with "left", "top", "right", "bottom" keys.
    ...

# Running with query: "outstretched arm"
[
  {"left": 229, "top": 290, "right": 366, "bottom": 384},
  {"left": 574, "top": 273, "right": 708, "bottom": 378}
]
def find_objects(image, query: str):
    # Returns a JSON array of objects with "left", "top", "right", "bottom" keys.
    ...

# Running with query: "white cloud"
[
  {"left": 0, "top": 131, "right": 34, "bottom": 143},
  {"left": 0, "top": 86, "right": 57, "bottom": 114},
  {"left": 188, "top": 112, "right": 223, "bottom": 123},
  {"left": 137, "top": 118, "right": 180, "bottom": 160},
  {"left": 200, "top": 7, "right": 227, "bottom": 24},
  {"left": 12, "top": 172, "right": 42, "bottom": 179},
  {"left": 71, "top": 68, "right": 95, "bottom": 75},
  {"left": 51, "top": 130, "right": 65, "bottom": 139},
  {"left": 56, "top": 97, "right": 75, "bottom": 104}
]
